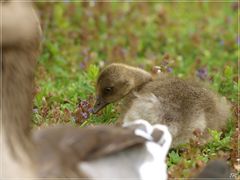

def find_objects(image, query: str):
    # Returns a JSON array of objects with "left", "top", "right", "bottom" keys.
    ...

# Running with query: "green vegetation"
[{"left": 34, "top": 2, "right": 238, "bottom": 178}]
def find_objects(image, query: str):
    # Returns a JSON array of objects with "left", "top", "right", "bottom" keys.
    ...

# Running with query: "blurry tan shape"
[
  {"left": 0, "top": 1, "right": 40, "bottom": 178},
  {"left": 1, "top": 0, "right": 42, "bottom": 178}
]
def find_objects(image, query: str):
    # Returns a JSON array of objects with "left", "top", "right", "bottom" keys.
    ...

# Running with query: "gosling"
[{"left": 93, "top": 63, "right": 231, "bottom": 147}]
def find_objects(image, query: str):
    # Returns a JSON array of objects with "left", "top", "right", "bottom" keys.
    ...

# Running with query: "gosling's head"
[{"left": 93, "top": 63, "right": 135, "bottom": 113}]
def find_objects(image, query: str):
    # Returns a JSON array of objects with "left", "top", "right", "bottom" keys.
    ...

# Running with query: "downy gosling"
[{"left": 93, "top": 63, "right": 231, "bottom": 147}]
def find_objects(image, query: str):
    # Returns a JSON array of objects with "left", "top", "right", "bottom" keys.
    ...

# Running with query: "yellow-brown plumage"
[{"left": 94, "top": 63, "right": 231, "bottom": 147}]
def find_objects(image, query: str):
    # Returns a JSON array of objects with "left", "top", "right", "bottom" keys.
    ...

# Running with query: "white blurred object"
[{"left": 79, "top": 120, "right": 172, "bottom": 180}]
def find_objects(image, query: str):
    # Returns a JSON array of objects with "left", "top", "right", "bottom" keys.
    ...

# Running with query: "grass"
[{"left": 34, "top": 1, "right": 238, "bottom": 178}]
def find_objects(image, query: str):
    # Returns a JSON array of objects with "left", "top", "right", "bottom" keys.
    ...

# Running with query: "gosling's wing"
[{"left": 33, "top": 124, "right": 148, "bottom": 159}]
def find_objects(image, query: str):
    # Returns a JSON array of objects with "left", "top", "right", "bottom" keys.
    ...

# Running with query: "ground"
[{"left": 34, "top": 1, "right": 239, "bottom": 178}]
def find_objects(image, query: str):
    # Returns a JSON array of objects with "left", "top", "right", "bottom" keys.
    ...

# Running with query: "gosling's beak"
[{"left": 92, "top": 97, "right": 108, "bottom": 114}]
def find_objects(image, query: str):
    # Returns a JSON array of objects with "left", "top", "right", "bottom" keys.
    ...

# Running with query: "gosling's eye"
[{"left": 104, "top": 87, "right": 113, "bottom": 94}]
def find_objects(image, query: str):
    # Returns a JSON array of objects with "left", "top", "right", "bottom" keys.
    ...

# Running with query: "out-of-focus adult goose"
[
  {"left": 1, "top": 2, "right": 172, "bottom": 179},
  {"left": 33, "top": 121, "right": 172, "bottom": 179},
  {"left": 93, "top": 63, "right": 231, "bottom": 147}
]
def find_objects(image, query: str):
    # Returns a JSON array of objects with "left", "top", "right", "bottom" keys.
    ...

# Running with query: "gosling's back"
[{"left": 122, "top": 75, "right": 231, "bottom": 147}]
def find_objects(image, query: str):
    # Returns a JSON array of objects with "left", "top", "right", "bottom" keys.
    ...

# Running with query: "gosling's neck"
[
  {"left": 0, "top": 44, "right": 40, "bottom": 178},
  {"left": 1, "top": 28, "right": 41, "bottom": 165},
  {"left": 2, "top": 46, "right": 37, "bottom": 164}
]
